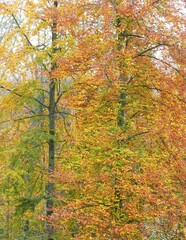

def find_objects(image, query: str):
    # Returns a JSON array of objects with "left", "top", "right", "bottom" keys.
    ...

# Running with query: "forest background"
[{"left": 0, "top": 0, "right": 185, "bottom": 239}]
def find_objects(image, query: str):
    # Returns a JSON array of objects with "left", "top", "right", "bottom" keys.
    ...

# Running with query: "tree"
[
  {"left": 0, "top": 0, "right": 62, "bottom": 239},
  {"left": 50, "top": 0, "right": 186, "bottom": 239}
]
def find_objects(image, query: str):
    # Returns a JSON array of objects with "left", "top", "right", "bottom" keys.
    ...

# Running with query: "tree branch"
[
  {"left": 119, "top": 33, "right": 144, "bottom": 38},
  {"left": 144, "top": 55, "right": 186, "bottom": 80},
  {"left": 55, "top": 91, "right": 66, "bottom": 106},
  {"left": 0, "top": 85, "right": 48, "bottom": 109},
  {"left": 13, "top": 114, "right": 48, "bottom": 122},
  {"left": 121, "top": 131, "right": 149, "bottom": 143},
  {"left": 134, "top": 43, "right": 168, "bottom": 58},
  {"left": 12, "top": 14, "right": 33, "bottom": 46}
]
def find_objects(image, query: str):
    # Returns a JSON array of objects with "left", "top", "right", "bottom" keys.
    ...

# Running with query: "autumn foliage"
[{"left": 0, "top": 0, "right": 185, "bottom": 239}]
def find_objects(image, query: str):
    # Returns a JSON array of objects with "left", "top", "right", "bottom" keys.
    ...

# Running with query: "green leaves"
[
  {"left": 0, "top": 0, "right": 185, "bottom": 239},
  {"left": 15, "top": 196, "right": 42, "bottom": 215}
]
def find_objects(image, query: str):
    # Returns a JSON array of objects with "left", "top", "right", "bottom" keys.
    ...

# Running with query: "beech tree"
[{"left": 0, "top": 0, "right": 185, "bottom": 239}]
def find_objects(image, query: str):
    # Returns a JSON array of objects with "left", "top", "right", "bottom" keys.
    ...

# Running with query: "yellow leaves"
[
  {"left": 0, "top": 0, "right": 185, "bottom": 238},
  {"left": 0, "top": 2, "right": 19, "bottom": 15}
]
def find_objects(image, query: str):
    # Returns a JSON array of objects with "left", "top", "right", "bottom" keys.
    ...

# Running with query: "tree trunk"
[
  {"left": 46, "top": 1, "right": 58, "bottom": 239},
  {"left": 113, "top": 13, "right": 127, "bottom": 222}
]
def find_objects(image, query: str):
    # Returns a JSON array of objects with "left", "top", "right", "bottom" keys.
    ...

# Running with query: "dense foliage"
[{"left": 0, "top": 0, "right": 185, "bottom": 239}]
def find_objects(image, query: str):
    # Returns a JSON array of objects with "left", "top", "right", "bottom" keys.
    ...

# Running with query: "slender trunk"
[
  {"left": 117, "top": 91, "right": 126, "bottom": 127},
  {"left": 46, "top": 1, "right": 58, "bottom": 239},
  {"left": 46, "top": 80, "right": 55, "bottom": 239},
  {"left": 116, "top": 15, "right": 126, "bottom": 127},
  {"left": 113, "top": 14, "right": 127, "bottom": 222}
]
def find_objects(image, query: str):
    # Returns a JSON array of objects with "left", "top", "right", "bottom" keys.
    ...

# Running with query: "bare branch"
[
  {"left": 55, "top": 91, "right": 66, "bottom": 106},
  {"left": 121, "top": 131, "right": 149, "bottom": 143},
  {"left": 119, "top": 33, "right": 144, "bottom": 38},
  {"left": 145, "top": 55, "right": 186, "bottom": 80},
  {"left": 134, "top": 43, "right": 168, "bottom": 58},
  {"left": 12, "top": 14, "right": 33, "bottom": 46}
]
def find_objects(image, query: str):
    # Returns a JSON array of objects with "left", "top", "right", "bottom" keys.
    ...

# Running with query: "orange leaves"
[
  {"left": 0, "top": 0, "right": 185, "bottom": 238},
  {"left": 116, "top": 5, "right": 134, "bottom": 17},
  {"left": 114, "top": 0, "right": 157, "bottom": 18}
]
